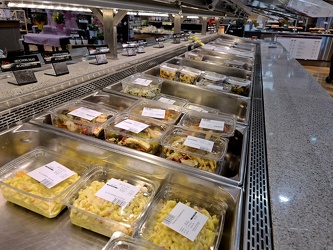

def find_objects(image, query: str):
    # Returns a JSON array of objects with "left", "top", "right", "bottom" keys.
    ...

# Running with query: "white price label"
[
  {"left": 115, "top": 119, "right": 149, "bottom": 133},
  {"left": 141, "top": 107, "right": 166, "bottom": 119},
  {"left": 132, "top": 78, "right": 152, "bottom": 86},
  {"left": 184, "top": 135, "right": 214, "bottom": 152},
  {"left": 95, "top": 178, "right": 140, "bottom": 207},
  {"left": 28, "top": 161, "right": 75, "bottom": 189},
  {"left": 199, "top": 119, "right": 225, "bottom": 131},
  {"left": 158, "top": 97, "right": 176, "bottom": 105},
  {"left": 191, "top": 107, "right": 209, "bottom": 113},
  {"left": 162, "top": 202, "right": 208, "bottom": 241},
  {"left": 68, "top": 107, "right": 103, "bottom": 121}
]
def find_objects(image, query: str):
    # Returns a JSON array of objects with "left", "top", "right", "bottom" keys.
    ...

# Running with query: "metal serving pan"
[
  {"left": 80, "top": 90, "right": 138, "bottom": 111},
  {"left": 103, "top": 76, "right": 250, "bottom": 125},
  {"left": 0, "top": 123, "right": 243, "bottom": 250},
  {"left": 30, "top": 111, "right": 248, "bottom": 186}
]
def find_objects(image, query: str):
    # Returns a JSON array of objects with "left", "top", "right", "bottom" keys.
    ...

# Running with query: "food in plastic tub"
[
  {"left": 184, "top": 103, "right": 219, "bottom": 114},
  {"left": 103, "top": 233, "right": 162, "bottom": 250},
  {"left": 121, "top": 73, "right": 163, "bottom": 99},
  {"left": 65, "top": 166, "right": 158, "bottom": 237},
  {"left": 178, "top": 110, "right": 236, "bottom": 137},
  {"left": 159, "top": 63, "right": 181, "bottom": 81},
  {"left": 138, "top": 184, "right": 228, "bottom": 250},
  {"left": 225, "top": 77, "right": 251, "bottom": 96},
  {"left": 179, "top": 67, "right": 201, "bottom": 84},
  {"left": 224, "top": 59, "right": 246, "bottom": 69},
  {"left": 184, "top": 51, "right": 204, "bottom": 61},
  {"left": 104, "top": 112, "right": 169, "bottom": 154},
  {"left": 50, "top": 100, "right": 117, "bottom": 138},
  {"left": 197, "top": 80, "right": 232, "bottom": 93},
  {"left": 160, "top": 127, "right": 228, "bottom": 173},
  {"left": 127, "top": 99, "right": 183, "bottom": 124},
  {"left": 152, "top": 93, "right": 188, "bottom": 107},
  {"left": 201, "top": 71, "right": 227, "bottom": 83},
  {"left": 0, "top": 147, "right": 90, "bottom": 218}
]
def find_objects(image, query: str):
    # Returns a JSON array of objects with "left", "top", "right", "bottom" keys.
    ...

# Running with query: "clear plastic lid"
[
  {"left": 159, "top": 63, "right": 182, "bottom": 81},
  {"left": 184, "top": 51, "right": 204, "bottom": 61},
  {"left": 138, "top": 183, "right": 228, "bottom": 250},
  {"left": 103, "top": 112, "right": 170, "bottom": 154},
  {"left": 178, "top": 110, "right": 236, "bottom": 137},
  {"left": 0, "top": 147, "right": 90, "bottom": 218},
  {"left": 50, "top": 100, "right": 117, "bottom": 137},
  {"left": 121, "top": 73, "right": 163, "bottom": 99},
  {"left": 201, "top": 71, "right": 227, "bottom": 82},
  {"left": 65, "top": 166, "right": 159, "bottom": 237},
  {"left": 196, "top": 80, "right": 232, "bottom": 93},
  {"left": 225, "top": 76, "right": 251, "bottom": 86},
  {"left": 160, "top": 126, "right": 228, "bottom": 163},
  {"left": 224, "top": 59, "right": 246, "bottom": 67},
  {"left": 184, "top": 103, "right": 220, "bottom": 114},
  {"left": 179, "top": 67, "right": 202, "bottom": 84},
  {"left": 103, "top": 234, "right": 162, "bottom": 250},
  {"left": 152, "top": 93, "right": 188, "bottom": 107},
  {"left": 127, "top": 99, "right": 183, "bottom": 124}
]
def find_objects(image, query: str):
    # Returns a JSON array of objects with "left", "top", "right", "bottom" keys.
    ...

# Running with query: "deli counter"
[{"left": 0, "top": 33, "right": 332, "bottom": 250}]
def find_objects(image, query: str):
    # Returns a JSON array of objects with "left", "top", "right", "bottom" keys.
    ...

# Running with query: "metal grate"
[{"left": 243, "top": 45, "right": 273, "bottom": 250}]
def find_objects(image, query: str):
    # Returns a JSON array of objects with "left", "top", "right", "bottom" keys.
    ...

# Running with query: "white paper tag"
[
  {"left": 199, "top": 118, "right": 225, "bottom": 131},
  {"left": 28, "top": 161, "right": 75, "bottom": 189},
  {"left": 132, "top": 78, "right": 152, "bottom": 86},
  {"left": 115, "top": 119, "right": 149, "bottom": 133},
  {"left": 68, "top": 107, "right": 103, "bottom": 121},
  {"left": 141, "top": 107, "right": 166, "bottom": 119},
  {"left": 191, "top": 107, "right": 209, "bottom": 113},
  {"left": 184, "top": 135, "right": 214, "bottom": 152},
  {"left": 162, "top": 202, "right": 208, "bottom": 241},
  {"left": 95, "top": 178, "right": 140, "bottom": 207},
  {"left": 158, "top": 97, "right": 176, "bottom": 105}
]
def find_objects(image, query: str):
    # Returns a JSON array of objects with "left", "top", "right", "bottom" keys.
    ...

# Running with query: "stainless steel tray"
[
  {"left": 80, "top": 90, "right": 138, "bottom": 112},
  {"left": 103, "top": 78, "right": 250, "bottom": 126},
  {"left": 30, "top": 112, "right": 248, "bottom": 186},
  {"left": 0, "top": 123, "right": 243, "bottom": 250}
]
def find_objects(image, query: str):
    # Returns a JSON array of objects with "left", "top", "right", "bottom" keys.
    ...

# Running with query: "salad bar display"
[{"left": 0, "top": 35, "right": 257, "bottom": 250}]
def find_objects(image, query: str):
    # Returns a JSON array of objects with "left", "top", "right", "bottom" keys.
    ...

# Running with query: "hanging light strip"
[{"left": 7, "top": 2, "right": 92, "bottom": 12}]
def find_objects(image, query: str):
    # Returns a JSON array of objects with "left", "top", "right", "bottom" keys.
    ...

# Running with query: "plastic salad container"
[
  {"left": 127, "top": 99, "right": 183, "bottom": 124},
  {"left": 159, "top": 63, "right": 182, "bottom": 81},
  {"left": 184, "top": 103, "right": 220, "bottom": 114},
  {"left": 65, "top": 166, "right": 158, "bottom": 237},
  {"left": 160, "top": 127, "right": 228, "bottom": 173},
  {"left": 138, "top": 183, "right": 228, "bottom": 250},
  {"left": 152, "top": 93, "right": 188, "bottom": 107},
  {"left": 184, "top": 51, "right": 204, "bottom": 61},
  {"left": 224, "top": 59, "right": 246, "bottom": 69},
  {"left": 179, "top": 67, "right": 202, "bottom": 84},
  {"left": 121, "top": 73, "right": 163, "bottom": 99},
  {"left": 103, "top": 234, "right": 162, "bottom": 250},
  {"left": 103, "top": 112, "right": 170, "bottom": 155},
  {"left": 178, "top": 110, "right": 236, "bottom": 137},
  {"left": 196, "top": 71, "right": 231, "bottom": 92},
  {"left": 50, "top": 100, "right": 117, "bottom": 138},
  {"left": 225, "top": 76, "right": 251, "bottom": 96},
  {"left": 0, "top": 147, "right": 90, "bottom": 218}
]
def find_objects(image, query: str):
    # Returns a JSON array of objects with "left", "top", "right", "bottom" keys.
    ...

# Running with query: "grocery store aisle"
[{"left": 302, "top": 65, "right": 333, "bottom": 97}]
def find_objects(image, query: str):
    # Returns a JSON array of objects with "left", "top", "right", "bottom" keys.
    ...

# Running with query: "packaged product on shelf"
[
  {"left": 159, "top": 63, "right": 181, "bottom": 81},
  {"left": 127, "top": 99, "right": 183, "bottom": 124},
  {"left": 121, "top": 73, "right": 163, "bottom": 99},
  {"left": 184, "top": 51, "right": 204, "bottom": 61},
  {"left": 178, "top": 110, "right": 236, "bottom": 137},
  {"left": 65, "top": 166, "right": 158, "bottom": 237},
  {"left": 138, "top": 183, "right": 228, "bottom": 250},
  {"left": 0, "top": 147, "right": 90, "bottom": 218},
  {"left": 50, "top": 100, "right": 117, "bottom": 138},
  {"left": 103, "top": 112, "right": 170, "bottom": 155},
  {"left": 160, "top": 127, "right": 228, "bottom": 173},
  {"left": 225, "top": 76, "right": 251, "bottom": 96},
  {"left": 179, "top": 67, "right": 202, "bottom": 84}
]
